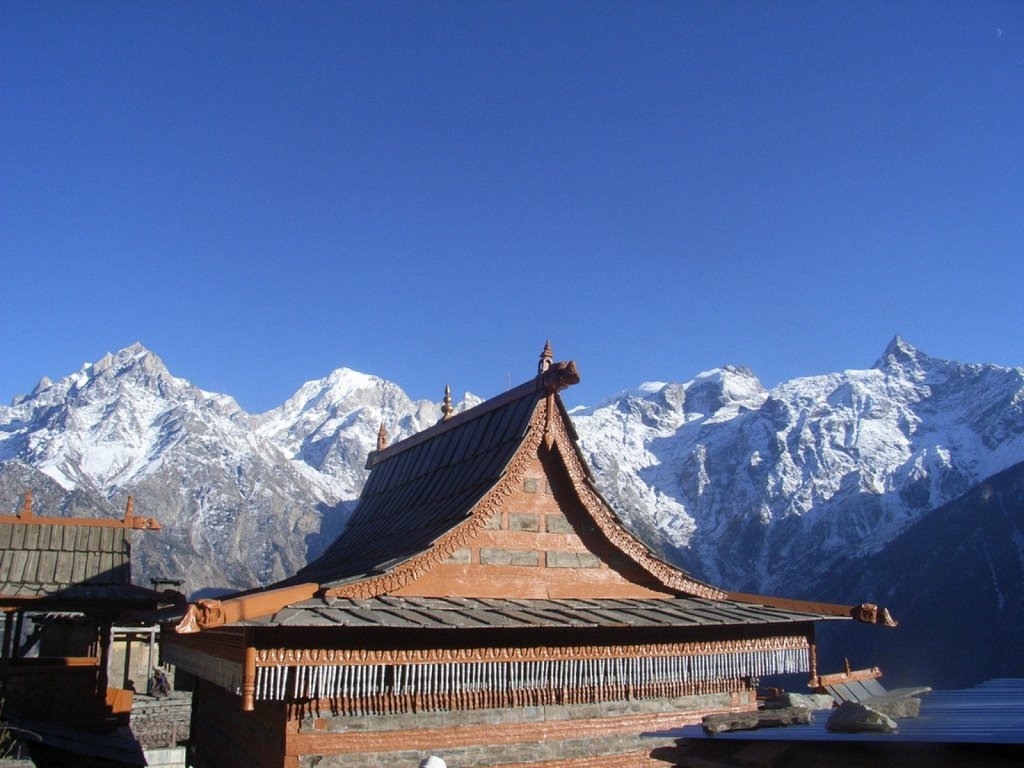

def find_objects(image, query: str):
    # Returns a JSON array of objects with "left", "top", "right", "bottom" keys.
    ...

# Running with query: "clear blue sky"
[{"left": 2, "top": 2, "right": 1021, "bottom": 412}]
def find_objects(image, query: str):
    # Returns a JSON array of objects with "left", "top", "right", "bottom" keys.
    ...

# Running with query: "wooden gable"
[
  {"left": 391, "top": 403, "right": 692, "bottom": 599},
  {"left": 306, "top": 359, "right": 721, "bottom": 602}
]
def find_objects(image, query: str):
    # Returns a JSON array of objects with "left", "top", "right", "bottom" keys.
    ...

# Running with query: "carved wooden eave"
[{"left": 727, "top": 591, "right": 898, "bottom": 628}]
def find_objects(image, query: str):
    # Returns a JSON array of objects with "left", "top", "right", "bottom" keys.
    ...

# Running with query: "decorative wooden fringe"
[{"left": 257, "top": 647, "right": 808, "bottom": 714}]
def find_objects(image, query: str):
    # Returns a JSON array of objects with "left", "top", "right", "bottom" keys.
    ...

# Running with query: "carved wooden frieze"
[{"left": 255, "top": 635, "right": 809, "bottom": 667}]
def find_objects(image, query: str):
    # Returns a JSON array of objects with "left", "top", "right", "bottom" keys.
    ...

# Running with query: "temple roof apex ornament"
[
  {"left": 538, "top": 340, "right": 553, "bottom": 374},
  {"left": 441, "top": 384, "right": 454, "bottom": 421}
]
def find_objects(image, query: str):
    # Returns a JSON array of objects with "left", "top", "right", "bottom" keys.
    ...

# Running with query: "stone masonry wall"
[{"left": 291, "top": 692, "right": 754, "bottom": 768}]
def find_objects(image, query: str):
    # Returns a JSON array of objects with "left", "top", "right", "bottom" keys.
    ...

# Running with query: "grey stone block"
[
  {"left": 509, "top": 513, "right": 539, "bottom": 531},
  {"left": 826, "top": 702, "right": 898, "bottom": 733},
  {"left": 545, "top": 514, "right": 573, "bottom": 533}
]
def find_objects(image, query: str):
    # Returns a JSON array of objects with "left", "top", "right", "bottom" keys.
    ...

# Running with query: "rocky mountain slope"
[{"left": 571, "top": 337, "right": 1024, "bottom": 595}]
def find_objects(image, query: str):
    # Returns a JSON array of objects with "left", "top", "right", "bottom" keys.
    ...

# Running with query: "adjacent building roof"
[{"left": 0, "top": 493, "right": 165, "bottom": 607}]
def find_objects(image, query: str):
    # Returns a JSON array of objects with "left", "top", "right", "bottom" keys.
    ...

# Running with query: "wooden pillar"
[
  {"left": 98, "top": 619, "right": 112, "bottom": 695},
  {"left": 806, "top": 625, "right": 818, "bottom": 688},
  {"left": 242, "top": 633, "right": 257, "bottom": 711}
]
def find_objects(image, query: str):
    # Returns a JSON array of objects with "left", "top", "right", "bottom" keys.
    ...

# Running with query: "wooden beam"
[{"left": 175, "top": 583, "right": 319, "bottom": 633}]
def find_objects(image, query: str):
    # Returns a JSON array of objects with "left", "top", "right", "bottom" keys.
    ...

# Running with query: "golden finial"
[
  {"left": 441, "top": 384, "right": 454, "bottom": 421},
  {"left": 124, "top": 495, "right": 135, "bottom": 523},
  {"left": 538, "top": 340, "right": 553, "bottom": 374},
  {"left": 377, "top": 421, "right": 389, "bottom": 451}
]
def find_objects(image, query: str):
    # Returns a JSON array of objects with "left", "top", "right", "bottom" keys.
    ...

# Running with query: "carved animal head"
[{"left": 541, "top": 360, "right": 580, "bottom": 393}]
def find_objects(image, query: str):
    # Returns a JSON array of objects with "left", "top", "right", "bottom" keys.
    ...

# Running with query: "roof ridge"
[{"left": 366, "top": 376, "right": 543, "bottom": 468}]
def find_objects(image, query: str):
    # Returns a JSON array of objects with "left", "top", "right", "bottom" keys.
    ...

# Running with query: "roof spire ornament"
[
  {"left": 20, "top": 490, "right": 33, "bottom": 519},
  {"left": 377, "top": 421, "right": 389, "bottom": 451},
  {"left": 538, "top": 340, "right": 553, "bottom": 374},
  {"left": 441, "top": 384, "right": 454, "bottom": 421}
]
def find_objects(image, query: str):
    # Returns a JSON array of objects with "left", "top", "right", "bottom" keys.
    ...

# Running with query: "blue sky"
[{"left": 2, "top": 2, "right": 1021, "bottom": 412}]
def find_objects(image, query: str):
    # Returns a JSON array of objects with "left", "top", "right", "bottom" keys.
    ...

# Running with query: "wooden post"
[
  {"left": 242, "top": 643, "right": 257, "bottom": 711},
  {"left": 98, "top": 619, "right": 112, "bottom": 695}
]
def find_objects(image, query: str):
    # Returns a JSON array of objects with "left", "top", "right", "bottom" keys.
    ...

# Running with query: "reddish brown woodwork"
[
  {"left": 175, "top": 583, "right": 319, "bottom": 633},
  {"left": 254, "top": 635, "right": 810, "bottom": 667},
  {"left": 4, "top": 492, "right": 161, "bottom": 529},
  {"left": 728, "top": 592, "right": 898, "bottom": 627},
  {"left": 106, "top": 686, "right": 134, "bottom": 715},
  {"left": 394, "top": 566, "right": 673, "bottom": 599},
  {"left": 393, "top": 449, "right": 676, "bottom": 599},
  {"left": 325, "top": 394, "right": 725, "bottom": 602},
  {"left": 816, "top": 666, "right": 883, "bottom": 687},
  {"left": 243, "top": 643, "right": 257, "bottom": 711}
]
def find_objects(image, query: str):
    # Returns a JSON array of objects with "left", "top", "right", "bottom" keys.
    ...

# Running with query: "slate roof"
[
  {"left": 287, "top": 378, "right": 545, "bottom": 588},
  {"left": 0, "top": 520, "right": 162, "bottom": 606},
  {"left": 241, "top": 595, "right": 847, "bottom": 629}
]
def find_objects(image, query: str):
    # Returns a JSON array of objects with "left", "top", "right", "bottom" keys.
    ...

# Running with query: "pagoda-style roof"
[
  {"left": 176, "top": 346, "right": 895, "bottom": 633},
  {"left": 288, "top": 376, "right": 542, "bottom": 588},
  {"left": 0, "top": 493, "right": 166, "bottom": 609}
]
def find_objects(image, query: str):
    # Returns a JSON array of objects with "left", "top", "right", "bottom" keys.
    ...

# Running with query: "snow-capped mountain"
[
  {"left": 572, "top": 336, "right": 1024, "bottom": 594},
  {"left": 2, "top": 338, "right": 1023, "bottom": 613},
  {"left": 0, "top": 344, "right": 475, "bottom": 592}
]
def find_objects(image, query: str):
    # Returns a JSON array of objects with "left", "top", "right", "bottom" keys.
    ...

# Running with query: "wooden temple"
[
  {"left": 0, "top": 492, "right": 171, "bottom": 764},
  {"left": 165, "top": 344, "right": 895, "bottom": 768}
]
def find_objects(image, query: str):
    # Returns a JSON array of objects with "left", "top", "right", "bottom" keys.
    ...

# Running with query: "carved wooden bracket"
[{"left": 851, "top": 603, "right": 898, "bottom": 627}]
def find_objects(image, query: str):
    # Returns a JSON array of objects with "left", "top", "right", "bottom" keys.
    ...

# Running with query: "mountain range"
[{"left": 2, "top": 339, "right": 1022, "bottom": 686}]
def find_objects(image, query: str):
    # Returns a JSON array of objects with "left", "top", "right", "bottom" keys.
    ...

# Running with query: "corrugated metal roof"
[
  {"left": 240, "top": 594, "right": 845, "bottom": 628},
  {"left": 653, "top": 678, "right": 1024, "bottom": 745}
]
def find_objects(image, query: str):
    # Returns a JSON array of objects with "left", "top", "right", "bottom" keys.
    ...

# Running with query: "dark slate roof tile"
[
  {"left": 239, "top": 596, "right": 842, "bottom": 629},
  {"left": 283, "top": 388, "right": 541, "bottom": 589}
]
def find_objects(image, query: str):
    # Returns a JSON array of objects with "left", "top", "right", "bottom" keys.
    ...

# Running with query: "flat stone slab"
[
  {"left": 826, "top": 701, "right": 898, "bottom": 733},
  {"left": 702, "top": 707, "right": 813, "bottom": 735}
]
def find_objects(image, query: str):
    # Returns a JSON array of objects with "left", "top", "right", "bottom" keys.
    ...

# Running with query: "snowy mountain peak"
[
  {"left": 874, "top": 335, "right": 930, "bottom": 375},
  {"left": 683, "top": 365, "right": 766, "bottom": 417}
]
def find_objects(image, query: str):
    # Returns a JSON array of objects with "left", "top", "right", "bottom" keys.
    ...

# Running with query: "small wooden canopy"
[{"left": 0, "top": 494, "right": 166, "bottom": 610}]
